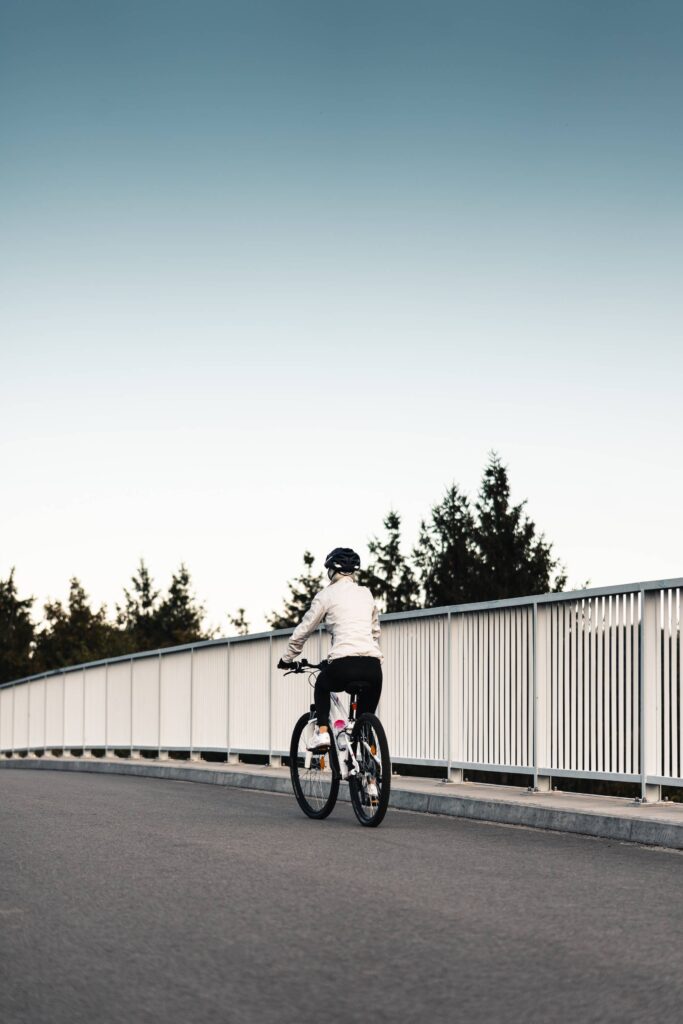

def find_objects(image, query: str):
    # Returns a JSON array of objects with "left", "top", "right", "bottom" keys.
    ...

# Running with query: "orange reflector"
[
  {"left": 371, "top": 745, "right": 376, "bottom": 755},
  {"left": 320, "top": 756, "right": 325, "bottom": 770}
]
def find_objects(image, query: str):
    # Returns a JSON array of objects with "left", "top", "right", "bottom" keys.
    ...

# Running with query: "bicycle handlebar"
[{"left": 280, "top": 657, "right": 327, "bottom": 675}]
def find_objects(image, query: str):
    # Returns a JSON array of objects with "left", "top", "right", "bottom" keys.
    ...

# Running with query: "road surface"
[{"left": 1, "top": 770, "right": 682, "bottom": 1023}]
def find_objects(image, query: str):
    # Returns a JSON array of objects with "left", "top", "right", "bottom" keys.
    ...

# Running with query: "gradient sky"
[{"left": 2, "top": 0, "right": 682, "bottom": 632}]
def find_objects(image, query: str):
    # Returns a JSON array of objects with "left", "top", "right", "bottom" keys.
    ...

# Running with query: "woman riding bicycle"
[{"left": 277, "top": 547, "right": 383, "bottom": 753}]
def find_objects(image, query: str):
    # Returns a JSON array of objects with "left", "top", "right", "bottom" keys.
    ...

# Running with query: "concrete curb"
[
  {"left": 0, "top": 757, "right": 295, "bottom": 795},
  {"left": 386, "top": 789, "right": 683, "bottom": 849},
  {"left": 3, "top": 757, "right": 683, "bottom": 850}
]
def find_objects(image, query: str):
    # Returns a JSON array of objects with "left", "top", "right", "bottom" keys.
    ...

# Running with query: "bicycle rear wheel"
[
  {"left": 289, "top": 712, "right": 340, "bottom": 819},
  {"left": 348, "top": 713, "right": 391, "bottom": 827}
]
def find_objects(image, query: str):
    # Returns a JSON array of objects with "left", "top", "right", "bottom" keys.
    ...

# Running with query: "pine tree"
[
  {"left": 34, "top": 578, "right": 126, "bottom": 672},
  {"left": 156, "top": 564, "right": 208, "bottom": 646},
  {"left": 359, "top": 510, "right": 419, "bottom": 612},
  {"left": 268, "top": 551, "right": 323, "bottom": 629},
  {"left": 228, "top": 608, "right": 250, "bottom": 636},
  {"left": 117, "top": 561, "right": 209, "bottom": 649},
  {"left": 116, "top": 560, "right": 163, "bottom": 649},
  {"left": 0, "top": 568, "right": 36, "bottom": 683},
  {"left": 473, "top": 452, "right": 567, "bottom": 600},
  {"left": 412, "top": 484, "right": 479, "bottom": 608}
]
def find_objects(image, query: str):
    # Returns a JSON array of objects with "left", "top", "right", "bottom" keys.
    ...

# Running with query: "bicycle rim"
[
  {"left": 289, "top": 712, "right": 339, "bottom": 819},
  {"left": 349, "top": 713, "right": 391, "bottom": 827}
]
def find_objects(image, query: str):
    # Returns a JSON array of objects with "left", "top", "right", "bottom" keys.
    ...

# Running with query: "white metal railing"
[{"left": 1, "top": 578, "right": 682, "bottom": 800}]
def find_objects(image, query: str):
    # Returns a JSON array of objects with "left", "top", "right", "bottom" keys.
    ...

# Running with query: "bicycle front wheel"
[
  {"left": 348, "top": 713, "right": 391, "bottom": 827},
  {"left": 289, "top": 712, "right": 340, "bottom": 819}
]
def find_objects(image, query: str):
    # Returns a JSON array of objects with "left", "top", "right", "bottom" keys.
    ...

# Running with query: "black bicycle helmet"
[{"left": 324, "top": 547, "right": 361, "bottom": 574}]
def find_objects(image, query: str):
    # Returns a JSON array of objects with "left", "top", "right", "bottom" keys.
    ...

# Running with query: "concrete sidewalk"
[{"left": 3, "top": 754, "right": 683, "bottom": 850}]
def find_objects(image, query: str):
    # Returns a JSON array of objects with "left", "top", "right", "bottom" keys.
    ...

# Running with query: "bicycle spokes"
[
  {"left": 292, "top": 718, "right": 337, "bottom": 815},
  {"left": 348, "top": 713, "right": 391, "bottom": 827},
  {"left": 352, "top": 730, "right": 378, "bottom": 800}
]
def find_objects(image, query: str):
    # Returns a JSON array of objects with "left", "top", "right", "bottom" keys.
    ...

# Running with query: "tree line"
[
  {"left": 269, "top": 452, "right": 566, "bottom": 626},
  {"left": 0, "top": 562, "right": 209, "bottom": 685},
  {"left": 1, "top": 453, "right": 566, "bottom": 683}
]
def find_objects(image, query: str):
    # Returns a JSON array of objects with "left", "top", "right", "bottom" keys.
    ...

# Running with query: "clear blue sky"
[{"left": 2, "top": 0, "right": 682, "bottom": 631}]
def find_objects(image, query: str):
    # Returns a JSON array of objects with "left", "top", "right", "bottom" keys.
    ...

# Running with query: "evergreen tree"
[
  {"left": 117, "top": 561, "right": 209, "bottom": 649},
  {"left": 156, "top": 564, "right": 208, "bottom": 646},
  {"left": 359, "top": 510, "right": 419, "bottom": 612},
  {"left": 0, "top": 568, "right": 36, "bottom": 683},
  {"left": 116, "top": 560, "right": 163, "bottom": 649},
  {"left": 268, "top": 551, "right": 323, "bottom": 629},
  {"left": 228, "top": 608, "right": 250, "bottom": 636},
  {"left": 472, "top": 452, "right": 567, "bottom": 600},
  {"left": 34, "top": 578, "right": 127, "bottom": 672},
  {"left": 412, "top": 484, "right": 479, "bottom": 608}
]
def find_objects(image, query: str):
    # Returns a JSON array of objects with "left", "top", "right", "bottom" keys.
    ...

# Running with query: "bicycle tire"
[
  {"left": 348, "top": 712, "right": 391, "bottom": 827},
  {"left": 289, "top": 711, "right": 340, "bottom": 819}
]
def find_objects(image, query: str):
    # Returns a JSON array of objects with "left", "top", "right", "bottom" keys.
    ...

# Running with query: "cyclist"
[{"left": 277, "top": 547, "right": 383, "bottom": 753}]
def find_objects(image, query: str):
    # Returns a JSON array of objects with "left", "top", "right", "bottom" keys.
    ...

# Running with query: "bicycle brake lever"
[{"left": 284, "top": 661, "right": 305, "bottom": 676}]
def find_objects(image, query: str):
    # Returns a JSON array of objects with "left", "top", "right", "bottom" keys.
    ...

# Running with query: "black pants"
[{"left": 314, "top": 656, "right": 383, "bottom": 727}]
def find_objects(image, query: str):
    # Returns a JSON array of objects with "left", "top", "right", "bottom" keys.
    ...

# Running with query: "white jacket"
[{"left": 283, "top": 576, "right": 383, "bottom": 663}]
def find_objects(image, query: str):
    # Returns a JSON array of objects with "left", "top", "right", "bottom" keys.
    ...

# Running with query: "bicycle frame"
[
  {"left": 285, "top": 659, "right": 382, "bottom": 782},
  {"left": 303, "top": 691, "right": 360, "bottom": 776}
]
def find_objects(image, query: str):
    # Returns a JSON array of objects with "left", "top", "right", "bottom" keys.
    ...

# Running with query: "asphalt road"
[{"left": 1, "top": 772, "right": 682, "bottom": 1024}]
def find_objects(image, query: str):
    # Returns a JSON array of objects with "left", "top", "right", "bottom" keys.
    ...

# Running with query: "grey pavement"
[
  {"left": 1, "top": 770, "right": 683, "bottom": 1024},
  {"left": 5, "top": 754, "right": 683, "bottom": 850}
]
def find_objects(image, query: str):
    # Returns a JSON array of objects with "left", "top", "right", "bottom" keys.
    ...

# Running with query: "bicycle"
[{"left": 283, "top": 659, "right": 391, "bottom": 827}]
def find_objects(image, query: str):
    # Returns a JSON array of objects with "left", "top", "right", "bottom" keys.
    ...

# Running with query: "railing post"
[
  {"left": 268, "top": 635, "right": 281, "bottom": 768},
  {"left": 533, "top": 602, "right": 552, "bottom": 791},
  {"left": 130, "top": 656, "right": 141, "bottom": 757},
  {"left": 43, "top": 674, "right": 48, "bottom": 755},
  {"left": 129, "top": 655, "right": 140, "bottom": 761},
  {"left": 61, "top": 672, "right": 66, "bottom": 756},
  {"left": 640, "top": 589, "right": 661, "bottom": 802},
  {"left": 531, "top": 603, "right": 538, "bottom": 789},
  {"left": 104, "top": 662, "right": 110, "bottom": 757},
  {"left": 189, "top": 648, "right": 199, "bottom": 762},
  {"left": 27, "top": 677, "right": 31, "bottom": 754},
  {"left": 158, "top": 652, "right": 169, "bottom": 760},
  {"left": 445, "top": 611, "right": 452, "bottom": 780},
  {"left": 129, "top": 658, "right": 136, "bottom": 759},
  {"left": 444, "top": 611, "right": 462, "bottom": 783},
  {"left": 82, "top": 669, "right": 93, "bottom": 758},
  {"left": 226, "top": 640, "right": 238, "bottom": 765},
  {"left": 81, "top": 669, "right": 86, "bottom": 755}
]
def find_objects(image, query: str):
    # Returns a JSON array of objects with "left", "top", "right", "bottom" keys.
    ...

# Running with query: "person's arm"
[
  {"left": 281, "top": 593, "right": 327, "bottom": 663},
  {"left": 371, "top": 601, "right": 381, "bottom": 644}
]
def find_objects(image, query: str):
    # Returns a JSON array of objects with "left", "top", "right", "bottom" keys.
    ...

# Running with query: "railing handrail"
[{"left": 2, "top": 574, "right": 681, "bottom": 691}]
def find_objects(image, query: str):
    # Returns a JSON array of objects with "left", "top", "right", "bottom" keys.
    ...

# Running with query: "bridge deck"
[
  {"left": 4, "top": 754, "right": 683, "bottom": 849},
  {"left": 1, "top": 769, "right": 682, "bottom": 1024}
]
